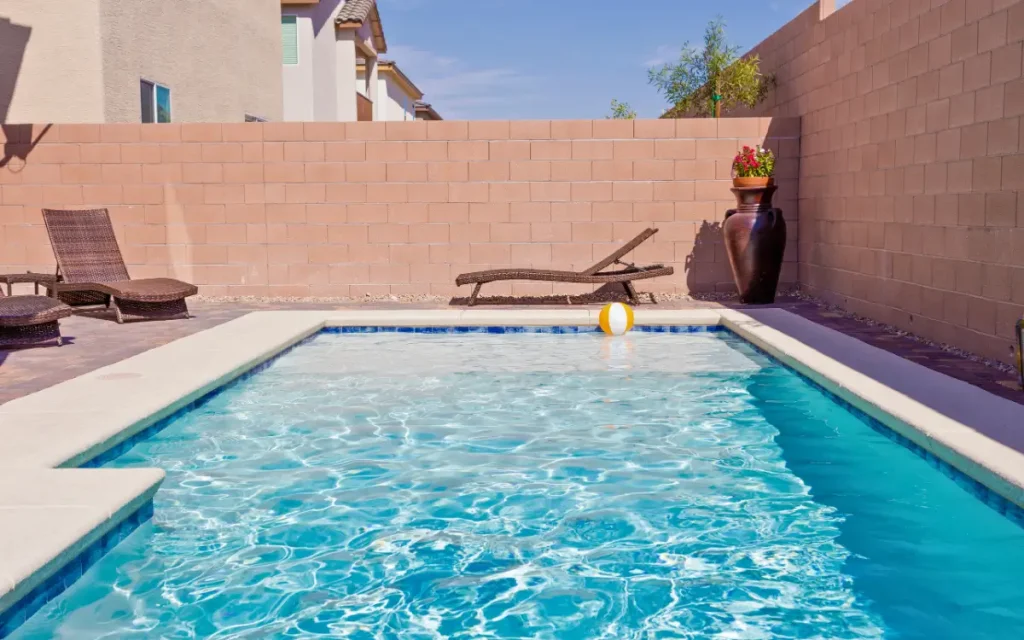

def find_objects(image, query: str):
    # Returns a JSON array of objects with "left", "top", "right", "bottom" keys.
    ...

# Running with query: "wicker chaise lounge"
[
  {"left": 0, "top": 295, "right": 73, "bottom": 348},
  {"left": 455, "top": 228, "right": 674, "bottom": 306},
  {"left": 41, "top": 208, "right": 199, "bottom": 323}
]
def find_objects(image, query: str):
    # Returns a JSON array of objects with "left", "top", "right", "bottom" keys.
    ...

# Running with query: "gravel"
[{"left": 787, "top": 291, "right": 1018, "bottom": 377}]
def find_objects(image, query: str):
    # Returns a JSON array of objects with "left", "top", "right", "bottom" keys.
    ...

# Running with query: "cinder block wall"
[
  {"left": 0, "top": 118, "right": 799, "bottom": 298},
  {"left": 744, "top": 0, "right": 1024, "bottom": 362}
]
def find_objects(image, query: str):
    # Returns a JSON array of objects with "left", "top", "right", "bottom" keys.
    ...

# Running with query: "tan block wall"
[
  {"left": 0, "top": 118, "right": 800, "bottom": 298},
  {"left": 745, "top": 0, "right": 1024, "bottom": 362}
]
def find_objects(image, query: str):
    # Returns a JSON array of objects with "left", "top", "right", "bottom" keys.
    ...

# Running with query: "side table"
[{"left": 0, "top": 272, "right": 59, "bottom": 297}]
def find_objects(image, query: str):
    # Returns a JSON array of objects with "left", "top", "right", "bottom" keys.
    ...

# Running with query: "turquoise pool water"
[{"left": 11, "top": 330, "right": 1024, "bottom": 639}]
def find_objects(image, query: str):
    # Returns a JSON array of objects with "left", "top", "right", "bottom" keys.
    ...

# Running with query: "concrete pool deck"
[{"left": 1, "top": 306, "right": 1023, "bottom": 631}]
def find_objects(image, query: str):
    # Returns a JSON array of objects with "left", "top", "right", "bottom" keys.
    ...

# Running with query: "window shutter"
[{"left": 282, "top": 16, "right": 298, "bottom": 65}]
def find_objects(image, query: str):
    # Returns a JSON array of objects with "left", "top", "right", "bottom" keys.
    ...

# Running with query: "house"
[
  {"left": 0, "top": 0, "right": 283, "bottom": 124},
  {"left": 356, "top": 60, "right": 422, "bottom": 121},
  {"left": 414, "top": 101, "right": 443, "bottom": 121},
  {"left": 281, "top": 0, "right": 388, "bottom": 122}
]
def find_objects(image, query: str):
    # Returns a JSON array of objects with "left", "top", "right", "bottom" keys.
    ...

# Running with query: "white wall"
[
  {"left": 282, "top": 0, "right": 358, "bottom": 122},
  {"left": 356, "top": 72, "right": 417, "bottom": 121},
  {"left": 335, "top": 30, "right": 358, "bottom": 121},
  {"left": 383, "top": 76, "right": 415, "bottom": 121}
]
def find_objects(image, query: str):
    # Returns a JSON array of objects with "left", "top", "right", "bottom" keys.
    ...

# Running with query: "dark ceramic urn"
[{"left": 722, "top": 179, "right": 786, "bottom": 304}]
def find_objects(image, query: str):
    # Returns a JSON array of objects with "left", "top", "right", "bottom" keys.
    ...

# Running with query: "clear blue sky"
[{"left": 378, "top": 0, "right": 852, "bottom": 120}]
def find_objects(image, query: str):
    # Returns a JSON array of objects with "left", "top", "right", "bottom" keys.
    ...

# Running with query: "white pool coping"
[{"left": 1, "top": 308, "right": 1023, "bottom": 625}]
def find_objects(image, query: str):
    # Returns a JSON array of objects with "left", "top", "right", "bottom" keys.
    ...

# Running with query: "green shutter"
[{"left": 282, "top": 16, "right": 298, "bottom": 65}]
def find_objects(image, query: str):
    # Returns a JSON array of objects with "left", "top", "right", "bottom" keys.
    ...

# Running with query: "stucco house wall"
[
  {"left": 0, "top": 0, "right": 106, "bottom": 123},
  {"left": 100, "top": 0, "right": 282, "bottom": 123},
  {"left": 0, "top": 0, "right": 282, "bottom": 124}
]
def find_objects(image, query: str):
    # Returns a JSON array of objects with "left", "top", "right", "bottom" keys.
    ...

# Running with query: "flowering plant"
[{"left": 732, "top": 145, "right": 775, "bottom": 179}]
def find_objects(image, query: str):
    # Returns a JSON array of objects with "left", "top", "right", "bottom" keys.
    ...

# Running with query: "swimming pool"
[{"left": 11, "top": 328, "right": 1024, "bottom": 638}]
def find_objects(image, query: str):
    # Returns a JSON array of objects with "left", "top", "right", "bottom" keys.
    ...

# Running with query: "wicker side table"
[{"left": 0, "top": 272, "right": 59, "bottom": 297}]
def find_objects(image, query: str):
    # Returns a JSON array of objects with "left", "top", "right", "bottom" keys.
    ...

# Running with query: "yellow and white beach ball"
[{"left": 598, "top": 302, "right": 634, "bottom": 336}]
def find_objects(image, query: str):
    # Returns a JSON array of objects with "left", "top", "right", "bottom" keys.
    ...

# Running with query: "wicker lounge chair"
[
  {"left": 0, "top": 295, "right": 73, "bottom": 347},
  {"left": 41, "top": 208, "right": 199, "bottom": 323},
  {"left": 455, "top": 228, "right": 674, "bottom": 305}
]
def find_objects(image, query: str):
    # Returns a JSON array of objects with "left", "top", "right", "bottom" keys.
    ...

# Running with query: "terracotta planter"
[
  {"left": 722, "top": 181, "right": 786, "bottom": 304},
  {"left": 732, "top": 176, "right": 775, "bottom": 190}
]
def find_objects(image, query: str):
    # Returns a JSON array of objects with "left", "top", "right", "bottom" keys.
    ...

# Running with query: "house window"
[
  {"left": 282, "top": 16, "right": 298, "bottom": 65},
  {"left": 140, "top": 80, "right": 171, "bottom": 123}
]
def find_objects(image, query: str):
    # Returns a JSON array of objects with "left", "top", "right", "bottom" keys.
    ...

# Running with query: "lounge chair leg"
[
  {"left": 56, "top": 336, "right": 63, "bottom": 347},
  {"left": 649, "top": 292, "right": 658, "bottom": 304},
  {"left": 112, "top": 300, "right": 125, "bottom": 324},
  {"left": 624, "top": 281, "right": 640, "bottom": 305},
  {"left": 469, "top": 283, "right": 482, "bottom": 306}
]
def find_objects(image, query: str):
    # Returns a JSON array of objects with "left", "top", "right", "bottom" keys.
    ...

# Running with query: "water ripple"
[{"left": 14, "top": 333, "right": 1022, "bottom": 639}]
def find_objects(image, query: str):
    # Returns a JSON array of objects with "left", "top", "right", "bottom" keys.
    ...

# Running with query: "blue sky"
[{"left": 378, "top": 0, "right": 852, "bottom": 120}]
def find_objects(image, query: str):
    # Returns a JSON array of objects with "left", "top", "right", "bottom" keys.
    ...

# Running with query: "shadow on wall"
[
  {"left": 0, "top": 16, "right": 32, "bottom": 123},
  {"left": 685, "top": 221, "right": 726, "bottom": 295},
  {"left": 1, "top": 123, "right": 52, "bottom": 170},
  {"left": 305, "top": 0, "right": 346, "bottom": 35}
]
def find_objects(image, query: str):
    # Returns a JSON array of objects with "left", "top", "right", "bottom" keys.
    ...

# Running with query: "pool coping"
[{"left": 0, "top": 307, "right": 1022, "bottom": 631}]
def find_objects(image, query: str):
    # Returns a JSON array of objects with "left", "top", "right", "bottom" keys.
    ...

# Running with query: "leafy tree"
[
  {"left": 648, "top": 17, "right": 773, "bottom": 118},
  {"left": 607, "top": 99, "right": 637, "bottom": 120}
]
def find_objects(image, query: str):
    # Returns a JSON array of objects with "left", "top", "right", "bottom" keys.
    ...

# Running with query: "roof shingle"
[
  {"left": 336, "top": 0, "right": 375, "bottom": 24},
  {"left": 335, "top": 0, "right": 386, "bottom": 53}
]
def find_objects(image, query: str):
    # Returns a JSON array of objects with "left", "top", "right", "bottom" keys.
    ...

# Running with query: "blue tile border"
[
  {"left": 322, "top": 324, "right": 724, "bottom": 334},
  {"left": 0, "top": 501, "right": 154, "bottom": 638},
  {"left": 722, "top": 326, "right": 1024, "bottom": 529}
]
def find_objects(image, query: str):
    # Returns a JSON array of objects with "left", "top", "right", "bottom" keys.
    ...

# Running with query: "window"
[
  {"left": 282, "top": 16, "right": 298, "bottom": 65},
  {"left": 140, "top": 80, "right": 171, "bottom": 123}
]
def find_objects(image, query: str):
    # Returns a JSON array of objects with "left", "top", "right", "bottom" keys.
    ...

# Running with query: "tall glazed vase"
[{"left": 722, "top": 178, "right": 786, "bottom": 304}]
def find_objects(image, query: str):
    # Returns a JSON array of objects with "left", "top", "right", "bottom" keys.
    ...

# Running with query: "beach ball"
[{"left": 599, "top": 302, "right": 634, "bottom": 336}]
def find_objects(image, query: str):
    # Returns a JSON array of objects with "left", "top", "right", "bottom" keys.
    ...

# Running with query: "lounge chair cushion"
[
  {"left": 0, "top": 296, "right": 73, "bottom": 328},
  {"left": 95, "top": 278, "right": 199, "bottom": 303}
]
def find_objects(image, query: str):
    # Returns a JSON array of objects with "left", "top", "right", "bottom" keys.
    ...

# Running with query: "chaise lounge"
[
  {"left": 0, "top": 294, "right": 73, "bottom": 348},
  {"left": 455, "top": 228, "right": 674, "bottom": 306},
  {"left": 41, "top": 208, "right": 199, "bottom": 323}
]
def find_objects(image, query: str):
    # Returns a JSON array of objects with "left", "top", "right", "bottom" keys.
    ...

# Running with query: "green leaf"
[
  {"left": 649, "top": 17, "right": 774, "bottom": 118},
  {"left": 607, "top": 99, "right": 637, "bottom": 120}
]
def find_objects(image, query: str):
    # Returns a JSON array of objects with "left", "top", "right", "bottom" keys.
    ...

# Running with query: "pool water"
[{"left": 12, "top": 330, "right": 1024, "bottom": 639}]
